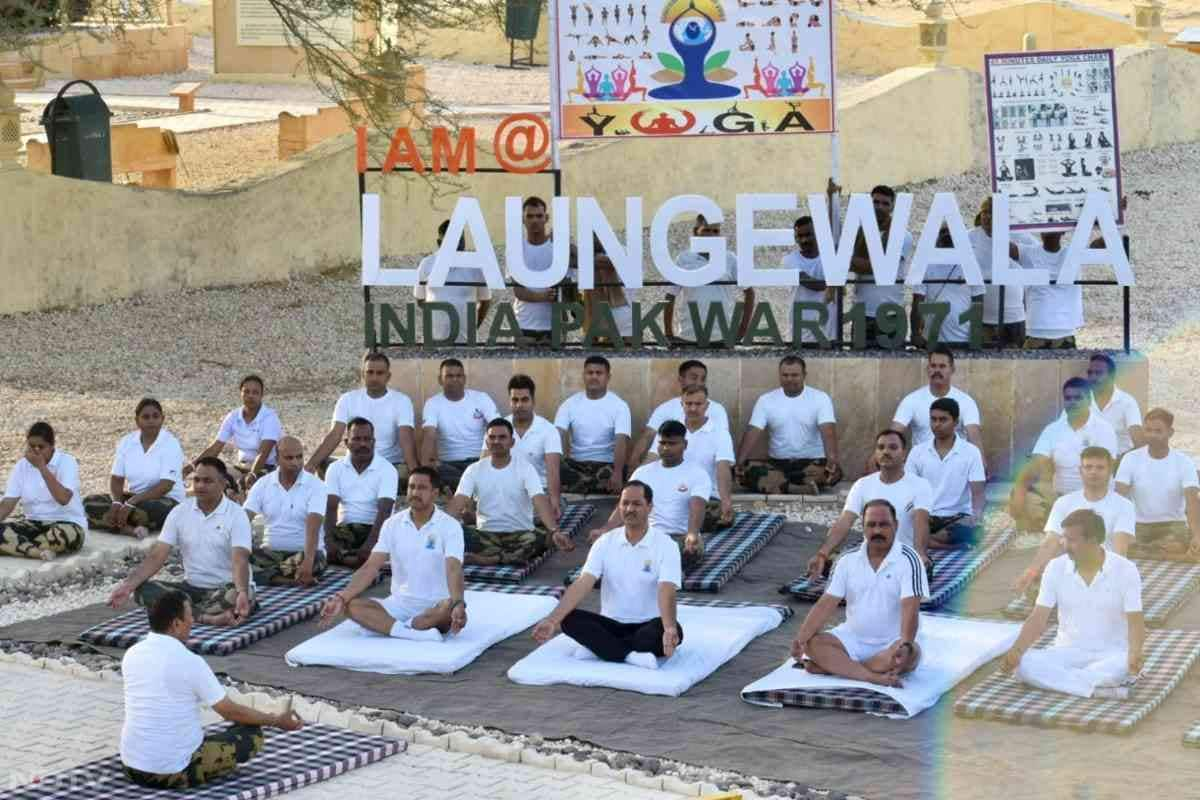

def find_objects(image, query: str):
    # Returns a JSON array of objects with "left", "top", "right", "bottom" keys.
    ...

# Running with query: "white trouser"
[{"left": 1015, "top": 645, "right": 1128, "bottom": 698}]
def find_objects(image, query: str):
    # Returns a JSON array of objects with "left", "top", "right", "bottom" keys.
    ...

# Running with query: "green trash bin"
[
  {"left": 500, "top": 0, "right": 541, "bottom": 68},
  {"left": 40, "top": 80, "right": 113, "bottom": 182}
]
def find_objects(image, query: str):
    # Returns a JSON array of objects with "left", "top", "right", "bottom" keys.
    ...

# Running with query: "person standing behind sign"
[
  {"left": 850, "top": 185, "right": 915, "bottom": 349},
  {"left": 511, "top": 196, "right": 576, "bottom": 344},
  {"left": 969, "top": 197, "right": 1032, "bottom": 348},
  {"left": 415, "top": 220, "right": 492, "bottom": 344},
  {"left": 1021, "top": 231, "right": 1083, "bottom": 350},
  {"left": 783, "top": 213, "right": 838, "bottom": 347},
  {"left": 665, "top": 215, "right": 754, "bottom": 346},
  {"left": 582, "top": 238, "right": 634, "bottom": 344}
]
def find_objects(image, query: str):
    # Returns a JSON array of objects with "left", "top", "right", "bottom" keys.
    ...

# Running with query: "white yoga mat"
[
  {"left": 285, "top": 589, "right": 557, "bottom": 675},
  {"left": 740, "top": 614, "right": 1021, "bottom": 719},
  {"left": 506, "top": 604, "right": 786, "bottom": 697}
]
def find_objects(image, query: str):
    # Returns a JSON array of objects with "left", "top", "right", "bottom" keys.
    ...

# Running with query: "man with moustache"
[
  {"left": 322, "top": 418, "right": 399, "bottom": 568},
  {"left": 629, "top": 359, "right": 731, "bottom": 468},
  {"left": 244, "top": 436, "right": 329, "bottom": 586}
]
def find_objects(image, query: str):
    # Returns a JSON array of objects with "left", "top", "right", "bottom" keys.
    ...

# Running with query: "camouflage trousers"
[
  {"left": 1010, "top": 486, "right": 1057, "bottom": 533},
  {"left": 463, "top": 526, "right": 550, "bottom": 566},
  {"left": 669, "top": 532, "right": 707, "bottom": 573},
  {"left": 250, "top": 547, "right": 328, "bottom": 585},
  {"left": 0, "top": 519, "right": 85, "bottom": 560},
  {"left": 1130, "top": 521, "right": 1196, "bottom": 560},
  {"left": 702, "top": 499, "right": 734, "bottom": 533},
  {"left": 559, "top": 459, "right": 616, "bottom": 495},
  {"left": 739, "top": 458, "right": 842, "bottom": 495},
  {"left": 123, "top": 724, "right": 264, "bottom": 789},
  {"left": 82, "top": 493, "right": 177, "bottom": 533},
  {"left": 135, "top": 579, "right": 259, "bottom": 619},
  {"left": 326, "top": 523, "right": 374, "bottom": 565},
  {"left": 436, "top": 459, "right": 477, "bottom": 500},
  {"left": 1023, "top": 335, "right": 1077, "bottom": 350}
]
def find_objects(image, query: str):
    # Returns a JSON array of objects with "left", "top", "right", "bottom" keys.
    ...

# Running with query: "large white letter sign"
[
  {"left": 427, "top": 197, "right": 506, "bottom": 290},
  {"left": 808, "top": 192, "right": 909, "bottom": 287},
  {"left": 907, "top": 192, "right": 984, "bottom": 286},
  {"left": 361, "top": 193, "right": 418, "bottom": 287},
  {"left": 576, "top": 197, "right": 645, "bottom": 290},
  {"left": 736, "top": 193, "right": 799, "bottom": 288},
  {"left": 504, "top": 196, "right": 572, "bottom": 289},
  {"left": 1058, "top": 191, "right": 1135, "bottom": 287},
  {"left": 989, "top": 192, "right": 1046, "bottom": 287},
  {"left": 650, "top": 195, "right": 727, "bottom": 288}
]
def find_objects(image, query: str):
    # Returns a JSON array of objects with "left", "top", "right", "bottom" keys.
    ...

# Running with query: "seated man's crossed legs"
[
  {"left": 325, "top": 523, "right": 374, "bottom": 567},
  {"left": 559, "top": 459, "right": 617, "bottom": 495},
  {"left": 435, "top": 460, "right": 476, "bottom": 501},
  {"left": 249, "top": 548, "right": 328, "bottom": 586},
  {"left": 1008, "top": 484, "right": 1057, "bottom": 536},
  {"left": 0, "top": 519, "right": 84, "bottom": 561},
  {"left": 928, "top": 514, "right": 980, "bottom": 549},
  {"left": 83, "top": 494, "right": 177, "bottom": 538},
  {"left": 668, "top": 533, "right": 706, "bottom": 573},
  {"left": 739, "top": 458, "right": 842, "bottom": 495},
  {"left": 1014, "top": 646, "right": 1130, "bottom": 699},
  {"left": 135, "top": 579, "right": 259, "bottom": 627},
  {"left": 346, "top": 593, "right": 455, "bottom": 639},
  {"left": 124, "top": 724, "right": 264, "bottom": 790},
  {"left": 561, "top": 608, "right": 684, "bottom": 668},
  {"left": 463, "top": 526, "right": 550, "bottom": 567},
  {"left": 801, "top": 626, "right": 921, "bottom": 687},
  {"left": 701, "top": 499, "right": 734, "bottom": 534},
  {"left": 1130, "top": 521, "right": 1198, "bottom": 560}
]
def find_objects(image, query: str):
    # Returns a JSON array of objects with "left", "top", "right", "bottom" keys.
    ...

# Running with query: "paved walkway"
[{"left": 0, "top": 663, "right": 676, "bottom": 799}]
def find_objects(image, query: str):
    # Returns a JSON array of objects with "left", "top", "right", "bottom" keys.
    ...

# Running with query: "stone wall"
[{"left": 35, "top": 23, "right": 189, "bottom": 79}]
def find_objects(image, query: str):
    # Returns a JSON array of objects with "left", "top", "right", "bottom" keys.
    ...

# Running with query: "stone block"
[
  {"left": 649, "top": 359, "right": 680, "bottom": 408},
  {"left": 627, "top": 771, "right": 665, "bottom": 791},
  {"left": 554, "top": 754, "right": 594, "bottom": 774},
  {"left": 413, "top": 728, "right": 449, "bottom": 749},
  {"left": 447, "top": 731, "right": 483, "bottom": 754},
  {"left": 968, "top": 359, "right": 1015, "bottom": 478},
  {"left": 702, "top": 357, "right": 741, "bottom": 429},
  {"left": 520, "top": 747, "right": 558, "bottom": 769},
  {"left": 591, "top": 762, "right": 629, "bottom": 781},
  {"left": 832, "top": 357, "right": 880, "bottom": 481},
  {"left": 478, "top": 737, "right": 522, "bottom": 763},
  {"left": 349, "top": 715, "right": 384, "bottom": 735},
  {"left": 380, "top": 721, "right": 416, "bottom": 742},
  {"left": 876, "top": 357, "right": 921, "bottom": 431},
  {"left": 1012, "top": 359, "right": 1061, "bottom": 459},
  {"left": 318, "top": 707, "right": 352, "bottom": 728},
  {"left": 464, "top": 357, "right": 516, "bottom": 413},
  {"left": 662, "top": 774, "right": 703, "bottom": 795}
]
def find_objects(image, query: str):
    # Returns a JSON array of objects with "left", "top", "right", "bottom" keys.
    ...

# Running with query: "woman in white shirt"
[
  {"left": 0, "top": 422, "right": 87, "bottom": 560},
  {"left": 186, "top": 375, "right": 282, "bottom": 490},
  {"left": 84, "top": 398, "right": 186, "bottom": 539}
]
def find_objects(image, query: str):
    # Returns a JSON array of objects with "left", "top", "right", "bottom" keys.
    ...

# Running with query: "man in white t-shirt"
[
  {"left": 511, "top": 196, "right": 577, "bottom": 343},
  {"left": 912, "top": 225, "right": 986, "bottom": 347},
  {"left": 1010, "top": 377, "right": 1118, "bottom": 533},
  {"left": 969, "top": 196, "right": 1030, "bottom": 347},
  {"left": 629, "top": 359, "right": 730, "bottom": 466},
  {"left": 120, "top": 590, "right": 303, "bottom": 789},
  {"left": 665, "top": 214, "right": 754, "bottom": 345},
  {"left": 783, "top": 213, "right": 838, "bottom": 346},
  {"left": 890, "top": 346, "right": 984, "bottom": 454},
  {"left": 419, "top": 358, "right": 498, "bottom": 498},
  {"left": 108, "top": 458, "right": 256, "bottom": 627},
  {"left": 736, "top": 355, "right": 841, "bottom": 494},
  {"left": 505, "top": 374, "right": 564, "bottom": 519},
  {"left": 555, "top": 355, "right": 633, "bottom": 495},
  {"left": 448, "top": 419, "right": 569, "bottom": 566},
  {"left": 319, "top": 467, "right": 468, "bottom": 642},
  {"left": 244, "top": 437, "right": 328, "bottom": 587},
  {"left": 1021, "top": 231, "right": 1083, "bottom": 349},
  {"left": 850, "top": 184, "right": 915, "bottom": 348},
  {"left": 809, "top": 429, "right": 934, "bottom": 578},
  {"left": 1087, "top": 353, "right": 1144, "bottom": 456},
  {"left": 1003, "top": 509, "right": 1144, "bottom": 699},
  {"left": 415, "top": 219, "right": 492, "bottom": 344},
  {"left": 1116, "top": 407, "right": 1200, "bottom": 558},
  {"left": 306, "top": 351, "right": 417, "bottom": 490},
  {"left": 323, "top": 419, "right": 398, "bottom": 568},
  {"left": 791, "top": 500, "right": 928, "bottom": 686},
  {"left": 648, "top": 385, "right": 736, "bottom": 533},
  {"left": 1015, "top": 446, "right": 1135, "bottom": 598},
  {"left": 532, "top": 481, "right": 683, "bottom": 669},
  {"left": 906, "top": 397, "right": 987, "bottom": 549}
]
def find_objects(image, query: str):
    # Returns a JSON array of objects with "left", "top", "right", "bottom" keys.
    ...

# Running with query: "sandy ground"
[{"left": 854, "top": 0, "right": 1200, "bottom": 32}]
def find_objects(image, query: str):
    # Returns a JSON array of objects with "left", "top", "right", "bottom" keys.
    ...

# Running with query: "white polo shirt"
[
  {"left": 668, "top": 251, "right": 738, "bottom": 342},
  {"left": 507, "top": 414, "right": 563, "bottom": 489},
  {"left": 332, "top": 388, "right": 415, "bottom": 465},
  {"left": 652, "top": 419, "right": 735, "bottom": 499},
  {"left": 414, "top": 253, "right": 493, "bottom": 344},
  {"left": 1116, "top": 447, "right": 1200, "bottom": 524},
  {"left": 1092, "top": 388, "right": 1142, "bottom": 456},
  {"left": 159, "top": 497, "right": 253, "bottom": 589},
  {"left": 1045, "top": 489, "right": 1136, "bottom": 549},
  {"left": 374, "top": 507, "right": 464, "bottom": 604},
  {"left": 1036, "top": 551, "right": 1142, "bottom": 653},
  {"left": 244, "top": 470, "right": 328, "bottom": 552},
  {"left": 855, "top": 230, "right": 914, "bottom": 318},
  {"left": 646, "top": 396, "right": 730, "bottom": 434},
  {"left": 582, "top": 527, "right": 682, "bottom": 624},
  {"left": 629, "top": 460, "right": 712, "bottom": 535},
  {"left": 422, "top": 390, "right": 499, "bottom": 462},
  {"left": 1032, "top": 412, "right": 1119, "bottom": 495},
  {"left": 325, "top": 455, "right": 398, "bottom": 525},
  {"left": 843, "top": 471, "right": 933, "bottom": 548},
  {"left": 969, "top": 226, "right": 1031, "bottom": 325},
  {"left": 906, "top": 435, "right": 986, "bottom": 517},
  {"left": 783, "top": 250, "right": 838, "bottom": 344},
  {"left": 554, "top": 391, "right": 633, "bottom": 462},
  {"left": 215, "top": 405, "right": 283, "bottom": 465},
  {"left": 747, "top": 385, "right": 836, "bottom": 460},
  {"left": 120, "top": 632, "right": 227, "bottom": 774},
  {"left": 827, "top": 539, "right": 929, "bottom": 647},
  {"left": 455, "top": 457, "right": 544, "bottom": 532},
  {"left": 112, "top": 430, "right": 186, "bottom": 503},
  {"left": 3, "top": 450, "right": 87, "bottom": 528},
  {"left": 1022, "top": 246, "right": 1083, "bottom": 340},
  {"left": 892, "top": 385, "right": 981, "bottom": 448}
]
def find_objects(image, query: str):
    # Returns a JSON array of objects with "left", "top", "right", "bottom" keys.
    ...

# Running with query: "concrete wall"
[
  {"left": 35, "top": 24, "right": 189, "bottom": 79},
  {"left": 382, "top": 352, "right": 1148, "bottom": 480}
]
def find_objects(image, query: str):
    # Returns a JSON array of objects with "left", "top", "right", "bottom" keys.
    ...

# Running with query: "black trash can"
[
  {"left": 40, "top": 80, "right": 113, "bottom": 182},
  {"left": 500, "top": 0, "right": 541, "bottom": 68}
]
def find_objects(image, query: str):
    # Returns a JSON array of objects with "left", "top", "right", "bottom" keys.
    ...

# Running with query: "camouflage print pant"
[
  {"left": 1023, "top": 335, "right": 1077, "bottom": 350},
  {"left": 702, "top": 499, "right": 734, "bottom": 533},
  {"left": 1130, "top": 521, "right": 1195, "bottom": 559},
  {"left": 0, "top": 519, "right": 85, "bottom": 560},
  {"left": 559, "top": 459, "right": 616, "bottom": 495},
  {"left": 463, "top": 526, "right": 549, "bottom": 566},
  {"left": 739, "top": 458, "right": 842, "bottom": 495},
  {"left": 326, "top": 523, "right": 374, "bottom": 565},
  {"left": 669, "top": 533, "right": 706, "bottom": 573},
  {"left": 436, "top": 459, "right": 478, "bottom": 499},
  {"left": 135, "top": 579, "right": 259, "bottom": 619},
  {"left": 250, "top": 547, "right": 328, "bottom": 585},
  {"left": 1010, "top": 486, "right": 1057, "bottom": 534},
  {"left": 124, "top": 724, "right": 264, "bottom": 789},
  {"left": 82, "top": 493, "right": 178, "bottom": 533}
]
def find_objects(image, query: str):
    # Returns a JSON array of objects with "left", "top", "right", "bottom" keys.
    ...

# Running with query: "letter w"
[{"left": 689, "top": 302, "right": 745, "bottom": 347}]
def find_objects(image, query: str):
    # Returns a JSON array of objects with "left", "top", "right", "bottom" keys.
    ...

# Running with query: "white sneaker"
[{"left": 624, "top": 651, "right": 659, "bottom": 670}]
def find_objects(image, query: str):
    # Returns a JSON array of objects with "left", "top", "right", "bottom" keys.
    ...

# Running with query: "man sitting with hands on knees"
[
  {"left": 1003, "top": 509, "right": 1144, "bottom": 699},
  {"left": 532, "top": 481, "right": 682, "bottom": 670},
  {"left": 319, "top": 467, "right": 467, "bottom": 640},
  {"left": 791, "top": 500, "right": 928, "bottom": 687},
  {"left": 244, "top": 436, "right": 328, "bottom": 586},
  {"left": 323, "top": 418, "right": 398, "bottom": 568}
]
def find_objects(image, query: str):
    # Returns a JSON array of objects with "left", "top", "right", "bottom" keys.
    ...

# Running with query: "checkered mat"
[
  {"left": 954, "top": 628, "right": 1200, "bottom": 734},
  {"left": 0, "top": 723, "right": 403, "bottom": 800},
  {"left": 1004, "top": 559, "right": 1200, "bottom": 627},
  {"left": 564, "top": 511, "right": 786, "bottom": 592},
  {"left": 462, "top": 503, "right": 595, "bottom": 585},
  {"left": 1183, "top": 720, "right": 1200, "bottom": 747},
  {"left": 79, "top": 567, "right": 382, "bottom": 656},
  {"left": 780, "top": 527, "right": 1016, "bottom": 610}
]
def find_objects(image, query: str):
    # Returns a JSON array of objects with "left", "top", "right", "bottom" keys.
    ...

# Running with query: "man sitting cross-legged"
[
  {"left": 555, "top": 355, "right": 633, "bottom": 495},
  {"left": 905, "top": 398, "right": 987, "bottom": 550},
  {"left": 419, "top": 358, "right": 499, "bottom": 499},
  {"left": 1115, "top": 407, "right": 1200, "bottom": 560},
  {"left": 628, "top": 359, "right": 731, "bottom": 467},
  {"left": 318, "top": 467, "right": 467, "bottom": 641},
  {"left": 448, "top": 418, "right": 570, "bottom": 566},
  {"left": 647, "top": 385, "right": 736, "bottom": 533},
  {"left": 322, "top": 418, "right": 398, "bottom": 568},
  {"left": 1003, "top": 509, "right": 1145, "bottom": 699},
  {"left": 120, "top": 590, "right": 304, "bottom": 790},
  {"left": 532, "top": 481, "right": 683, "bottom": 670},
  {"left": 108, "top": 458, "right": 256, "bottom": 627},
  {"left": 244, "top": 436, "right": 328, "bottom": 587},
  {"left": 592, "top": 421, "right": 711, "bottom": 571},
  {"left": 790, "top": 500, "right": 928, "bottom": 687}
]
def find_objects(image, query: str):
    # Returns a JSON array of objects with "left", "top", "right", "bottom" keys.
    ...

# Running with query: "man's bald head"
[{"left": 276, "top": 436, "right": 305, "bottom": 475}]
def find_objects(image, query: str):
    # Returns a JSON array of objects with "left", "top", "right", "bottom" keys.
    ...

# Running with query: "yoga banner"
[
  {"left": 551, "top": 0, "right": 836, "bottom": 139},
  {"left": 984, "top": 49, "right": 1123, "bottom": 231}
]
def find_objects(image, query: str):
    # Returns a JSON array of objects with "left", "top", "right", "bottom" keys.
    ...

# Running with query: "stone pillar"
[
  {"left": 1022, "top": 32, "right": 1037, "bottom": 52},
  {"left": 0, "top": 79, "right": 20, "bottom": 171},
  {"left": 917, "top": 1, "right": 948, "bottom": 67},
  {"left": 1132, "top": 0, "right": 1163, "bottom": 43}
]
